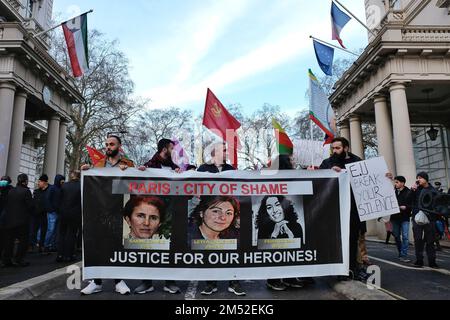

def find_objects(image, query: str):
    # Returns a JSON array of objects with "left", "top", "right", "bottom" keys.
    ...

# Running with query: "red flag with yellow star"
[
  {"left": 85, "top": 145, "right": 106, "bottom": 166},
  {"left": 203, "top": 88, "right": 241, "bottom": 168}
]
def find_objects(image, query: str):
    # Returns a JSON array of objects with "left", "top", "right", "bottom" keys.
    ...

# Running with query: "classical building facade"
[
  {"left": 330, "top": 0, "right": 450, "bottom": 237},
  {"left": 0, "top": 0, "right": 83, "bottom": 186}
]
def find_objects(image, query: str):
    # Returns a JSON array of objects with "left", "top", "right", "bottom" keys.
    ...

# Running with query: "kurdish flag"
[
  {"left": 62, "top": 13, "right": 89, "bottom": 77},
  {"left": 308, "top": 69, "right": 336, "bottom": 144},
  {"left": 272, "top": 119, "right": 294, "bottom": 155}
]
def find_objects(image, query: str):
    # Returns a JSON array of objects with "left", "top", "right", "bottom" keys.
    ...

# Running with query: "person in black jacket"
[
  {"left": 43, "top": 174, "right": 65, "bottom": 252},
  {"left": 317, "top": 137, "right": 369, "bottom": 282},
  {"left": 30, "top": 175, "right": 50, "bottom": 253},
  {"left": 0, "top": 176, "right": 13, "bottom": 260},
  {"left": 56, "top": 171, "right": 81, "bottom": 262},
  {"left": 197, "top": 142, "right": 246, "bottom": 296},
  {"left": 410, "top": 172, "right": 439, "bottom": 268},
  {"left": 1, "top": 174, "right": 34, "bottom": 267},
  {"left": 391, "top": 176, "right": 412, "bottom": 262}
]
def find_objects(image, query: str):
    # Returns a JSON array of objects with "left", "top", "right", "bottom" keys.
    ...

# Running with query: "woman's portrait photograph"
[
  {"left": 122, "top": 195, "right": 171, "bottom": 250},
  {"left": 187, "top": 195, "right": 240, "bottom": 250},
  {"left": 253, "top": 195, "right": 305, "bottom": 249}
]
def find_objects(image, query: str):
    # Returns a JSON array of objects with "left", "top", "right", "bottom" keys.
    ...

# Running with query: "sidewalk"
[{"left": 0, "top": 250, "right": 81, "bottom": 289}]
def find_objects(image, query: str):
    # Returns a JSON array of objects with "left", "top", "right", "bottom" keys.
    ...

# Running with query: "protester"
[
  {"left": 434, "top": 216, "right": 445, "bottom": 252},
  {"left": 382, "top": 219, "right": 393, "bottom": 244},
  {"left": 139, "top": 139, "right": 181, "bottom": 172},
  {"left": 391, "top": 176, "right": 412, "bottom": 262},
  {"left": 30, "top": 175, "right": 49, "bottom": 253},
  {"left": 265, "top": 154, "right": 310, "bottom": 291},
  {"left": 315, "top": 137, "right": 369, "bottom": 282},
  {"left": 1, "top": 174, "right": 34, "bottom": 267},
  {"left": 43, "top": 174, "right": 65, "bottom": 253},
  {"left": 433, "top": 182, "right": 445, "bottom": 251},
  {"left": 137, "top": 138, "right": 182, "bottom": 295},
  {"left": 56, "top": 171, "right": 82, "bottom": 263},
  {"left": 80, "top": 135, "right": 134, "bottom": 295},
  {"left": 358, "top": 226, "right": 371, "bottom": 266},
  {"left": 410, "top": 172, "right": 439, "bottom": 268},
  {"left": 197, "top": 142, "right": 246, "bottom": 296},
  {"left": 0, "top": 176, "right": 13, "bottom": 260}
]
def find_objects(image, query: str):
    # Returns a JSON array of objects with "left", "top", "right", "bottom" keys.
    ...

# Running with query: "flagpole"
[
  {"left": 33, "top": 9, "right": 94, "bottom": 38},
  {"left": 332, "top": 0, "right": 376, "bottom": 36},
  {"left": 310, "top": 36, "right": 359, "bottom": 57},
  {"left": 310, "top": 120, "right": 314, "bottom": 167}
]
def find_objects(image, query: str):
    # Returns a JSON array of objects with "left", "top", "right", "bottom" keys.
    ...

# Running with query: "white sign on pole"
[{"left": 345, "top": 156, "right": 399, "bottom": 222}]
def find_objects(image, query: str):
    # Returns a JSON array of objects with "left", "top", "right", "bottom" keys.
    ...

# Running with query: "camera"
[{"left": 418, "top": 188, "right": 450, "bottom": 218}]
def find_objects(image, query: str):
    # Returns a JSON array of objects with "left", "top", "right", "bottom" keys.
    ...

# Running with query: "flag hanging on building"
[
  {"left": 308, "top": 69, "right": 336, "bottom": 144},
  {"left": 331, "top": 1, "right": 351, "bottom": 49},
  {"left": 86, "top": 145, "right": 105, "bottom": 166},
  {"left": 272, "top": 119, "right": 294, "bottom": 155},
  {"left": 313, "top": 40, "right": 334, "bottom": 76},
  {"left": 203, "top": 88, "right": 241, "bottom": 169},
  {"left": 62, "top": 13, "right": 89, "bottom": 77}
]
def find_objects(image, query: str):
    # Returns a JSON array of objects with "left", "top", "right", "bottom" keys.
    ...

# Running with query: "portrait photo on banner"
[
  {"left": 187, "top": 195, "right": 242, "bottom": 250},
  {"left": 122, "top": 194, "right": 172, "bottom": 250},
  {"left": 252, "top": 195, "right": 306, "bottom": 250}
]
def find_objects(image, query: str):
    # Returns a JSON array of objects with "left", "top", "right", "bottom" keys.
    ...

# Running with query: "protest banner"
[
  {"left": 82, "top": 168, "right": 350, "bottom": 280},
  {"left": 345, "top": 156, "right": 399, "bottom": 222}
]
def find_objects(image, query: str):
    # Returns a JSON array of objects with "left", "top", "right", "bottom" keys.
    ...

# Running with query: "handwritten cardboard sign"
[{"left": 346, "top": 157, "right": 399, "bottom": 222}]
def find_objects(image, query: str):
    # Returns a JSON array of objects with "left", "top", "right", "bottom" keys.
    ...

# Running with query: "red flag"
[
  {"left": 203, "top": 89, "right": 241, "bottom": 168},
  {"left": 86, "top": 145, "right": 106, "bottom": 166}
]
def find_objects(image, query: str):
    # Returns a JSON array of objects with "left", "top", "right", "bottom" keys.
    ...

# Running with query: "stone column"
[
  {"left": 43, "top": 116, "right": 61, "bottom": 183},
  {"left": 373, "top": 95, "right": 396, "bottom": 175},
  {"left": 389, "top": 83, "right": 416, "bottom": 185},
  {"left": 339, "top": 120, "right": 350, "bottom": 143},
  {"left": 349, "top": 115, "right": 365, "bottom": 159},
  {"left": 0, "top": 82, "right": 16, "bottom": 177},
  {"left": 6, "top": 91, "right": 28, "bottom": 183},
  {"left": 56, "top": 120, "right": 68, "bottom": 176}
]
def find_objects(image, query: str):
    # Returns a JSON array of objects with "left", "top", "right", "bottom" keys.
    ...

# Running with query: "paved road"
[
  {"left": 366, "top": 241, "right": 450, "bottom": 300},
  {"left": 0, "top": 250, "right": 81, "bottom": 289},
  {"left": 35, "top": 277, "right": 347, "bottom": 300},
  {"left": 4, "top": 241, "right": 448, "bottom": 300}
]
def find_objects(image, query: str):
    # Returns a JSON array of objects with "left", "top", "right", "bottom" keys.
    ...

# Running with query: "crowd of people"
[
  {"left": 1, "top": 134, "right": 448, "bottom": 297},
  {"left": 0, "top": 171, "right": 82, "bottom": 268}
]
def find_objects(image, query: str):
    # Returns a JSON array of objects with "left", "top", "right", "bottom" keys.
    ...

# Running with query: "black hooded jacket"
[
  {"left": 46, "top": 175, "right": 65, "bottom": 213},
  {"left": 2, "top": 184, "right": 34, "bottom": 228}
]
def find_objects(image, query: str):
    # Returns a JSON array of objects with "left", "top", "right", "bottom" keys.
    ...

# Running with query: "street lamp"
[{"left": 422, "top": 88, "right": 439, "bottom": 141}]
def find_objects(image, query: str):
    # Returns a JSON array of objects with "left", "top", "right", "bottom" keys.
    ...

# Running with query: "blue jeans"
[
  {"left": 44, "top": 212, "right": 58, "bottom": 249},
  {"left": 391, "top": 220, "right": 410, "bottom": 257}
]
